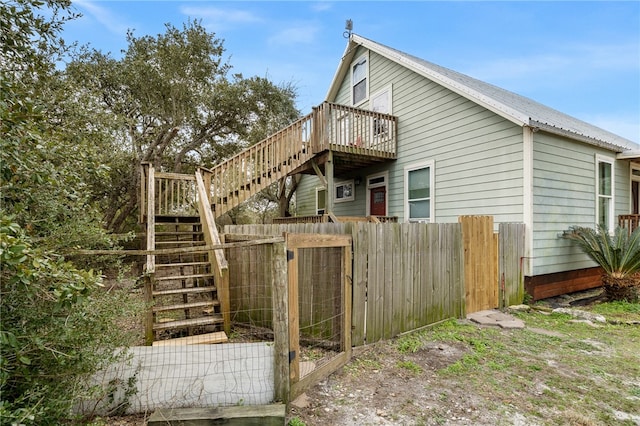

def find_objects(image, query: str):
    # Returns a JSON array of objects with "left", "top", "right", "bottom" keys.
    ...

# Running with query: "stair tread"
[
  {"left": 153, "top": 300, "right": 219, "bottom": 313},
  {"left": 155, "top": 261, "right": 210, "bottom": 268},
  {"left": 153, "top": 285, "right": 216, "bottom": 296},
  {"left": 155, "top": 240, "right": 206, "bottom": 245},
  {"left": 155, "top": 273, "right": 215, "bottom": 281},
  {"left": 155, "top": 231, "right": 203, "bottom": 235},
  {"left": 152, "top": 331, "right": 228, "bottom": 346},
  {"left": 153, "top": 315, "right": 223, "bottom": 331}
]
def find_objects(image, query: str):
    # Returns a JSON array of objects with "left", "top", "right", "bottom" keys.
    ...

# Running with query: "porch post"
[{"left": 325, "top": 150, "right": 334, "bottom": 214}]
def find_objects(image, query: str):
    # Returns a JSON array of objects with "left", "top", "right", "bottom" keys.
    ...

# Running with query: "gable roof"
[{"left": 327, "top": 34, "right": 638, "bottom": 153}]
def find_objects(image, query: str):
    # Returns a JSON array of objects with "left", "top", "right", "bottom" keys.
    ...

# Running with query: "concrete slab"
[{"left": 467, "top": 309, "right": 525, "bottom": 329}]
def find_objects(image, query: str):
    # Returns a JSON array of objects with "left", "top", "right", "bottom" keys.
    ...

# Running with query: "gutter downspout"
[{"left": 523, "top": 125, "right": 535, "bottom": 277}]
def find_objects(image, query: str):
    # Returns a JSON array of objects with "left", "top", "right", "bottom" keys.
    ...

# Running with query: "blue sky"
[{"left": 62, "top": 1, "right": 640, "bottom": 143}]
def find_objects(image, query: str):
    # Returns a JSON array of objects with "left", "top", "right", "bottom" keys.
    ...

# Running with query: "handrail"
[
  {"left": 208, "top": 102, "right": 398, "bottom": 217},
  {"left": 145, "top": 164, "right": 155, "bottom": 273},
  {"left": 195, "top": 169, "right": 231, "bottom": 334},
  {"left": 619, "top": 214, "right": 640, "bottom": 233}
]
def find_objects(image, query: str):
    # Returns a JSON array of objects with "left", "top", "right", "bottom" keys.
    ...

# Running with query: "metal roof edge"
[
  {"left": 530, "top": 121, "right": 628, "bottom": 153},
  {"left": 617, "top": 150, "right": 640, "bottom": 160}
]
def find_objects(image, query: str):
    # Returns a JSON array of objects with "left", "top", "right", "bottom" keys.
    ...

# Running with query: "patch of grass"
[
  {"left": 343, "top": 356, "right": 382, "bottom": 376},
  {"left": 586, "top": 300, "right": 640, "bottom": 322},
  {"left": 288, "top": 417, "right": 306, "bottom": 426},
  {"left": 421, "top": 310, "right": 640, "bottom": 424},
  {"left": 395, "top": 334, "right": 422, "bottom": 354},
  {"left": 397, "top": 360, "right": 423, "bottom": 374}
]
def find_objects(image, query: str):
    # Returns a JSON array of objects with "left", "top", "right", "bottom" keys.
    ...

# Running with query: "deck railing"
[
  {"left": 208, "top": 102, "right": 397, "bottom": 217},
  {"left": 140, "top": 163, "right": 199, "bottom": 221},
  {"left": 619, "top": 214, "right": 640, "bottom": 233}
]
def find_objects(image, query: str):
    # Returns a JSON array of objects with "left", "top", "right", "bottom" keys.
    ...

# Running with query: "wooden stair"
[{"left": 149, "top": 216, "right": 225, "bottom": 342}]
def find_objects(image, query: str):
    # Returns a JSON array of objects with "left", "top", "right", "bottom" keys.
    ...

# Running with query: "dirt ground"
[{"left": 98, "top": 289, "right": 639, "bottom": 426}]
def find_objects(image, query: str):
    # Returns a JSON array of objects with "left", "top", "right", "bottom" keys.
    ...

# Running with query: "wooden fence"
[{"left": 225, "top": 217, "right": 524, "bottom": 346}]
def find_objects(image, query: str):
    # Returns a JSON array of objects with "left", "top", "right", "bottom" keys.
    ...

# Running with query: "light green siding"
[
  {"left": 295, "top": 45, "right": 633, "bottom": 280},
  {"left": 532, "top": 132, "right": 631, "bottom": 275},
  {"left": 329, "top": 47, "right": 525, "bottom": 224}
]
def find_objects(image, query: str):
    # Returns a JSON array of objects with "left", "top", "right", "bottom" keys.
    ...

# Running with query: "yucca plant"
[{"left": 563, "top": 225, "right": 640, "bottom": 301}]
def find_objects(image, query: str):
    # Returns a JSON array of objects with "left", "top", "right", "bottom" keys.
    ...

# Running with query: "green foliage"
[
  {"left": 396, "top": 360, "right": 423, "bottom": 374},
  {"left": 562, "top": 225, "right": 640, "bottom": 278},
  {"left": 288, "top": 417, "right": 307, "bottom": 426},
  {"left": 395, "top": 334, "right": 422, "bottom": 354},
  {"left": 64, "top": 21, "right": 300, "bottom": 232},
  {"left": 0, "top": 218, "right": 142, "bottom": 424}
]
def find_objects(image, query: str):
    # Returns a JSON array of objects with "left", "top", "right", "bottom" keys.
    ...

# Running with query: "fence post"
[
  {"left": 271, "top": 241, "right": 290, "bottom": 404},
  {"left": 144, "top": 273, "right": 155, "bottom": 346}
]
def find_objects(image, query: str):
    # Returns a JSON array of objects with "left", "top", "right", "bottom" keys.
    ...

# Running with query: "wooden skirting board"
[
  {"left": 152, "top": 331, "right": 228, "bottom": 346},
  {"left": 148, "top": 404, "right": 285, "bottom": 426},
  {"left": 525, "top": 267, "right": 603, "bottom": 301}
]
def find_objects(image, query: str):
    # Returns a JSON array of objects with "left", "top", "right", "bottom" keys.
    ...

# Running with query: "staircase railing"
[
  {"left": 208, "top": 102, "right": 397, "bottom": 217},
  {"left": 196, "top": 169, "right": 231, "bottom": 334}
]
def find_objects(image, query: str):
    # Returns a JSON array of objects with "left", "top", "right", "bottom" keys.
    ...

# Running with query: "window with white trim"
[
  {"left": 405, "top": 161, "right": 434, "bottom": 222},
  {"left": 596, "top": 155, "right": 614, "bottom": 230},
  {"left": 334, "top": 180, "right": 354, "bottom": 203},
  {"left": 316, "top": 187, "right": 326, "bottom": 214},
  {"left": 351, "top": 54, "right": 368, "bottom": 105}
]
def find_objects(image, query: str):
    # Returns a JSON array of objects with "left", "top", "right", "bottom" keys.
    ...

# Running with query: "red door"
[{"left": 370, "top": 186, "right": 386, "bottom": 216}]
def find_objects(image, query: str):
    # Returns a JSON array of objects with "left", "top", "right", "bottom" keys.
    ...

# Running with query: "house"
[{"left": 290, "top": 34, "right": 640, "bottom": 299}]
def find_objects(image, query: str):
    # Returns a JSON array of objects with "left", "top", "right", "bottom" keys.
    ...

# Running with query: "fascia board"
[{"left": 325, "top": 39, "right": 360, "bottom": 102}]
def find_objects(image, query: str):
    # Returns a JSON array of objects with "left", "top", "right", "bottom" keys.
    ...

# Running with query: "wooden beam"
[
  {"left": 310, "top": 159, "right": 327, "bottom": 187},
  {"left": 73, "top": 237, "right": 286, "bottom": 256},
  {"left": 271, "top": 241, "right": 290, "bottom": 404}
]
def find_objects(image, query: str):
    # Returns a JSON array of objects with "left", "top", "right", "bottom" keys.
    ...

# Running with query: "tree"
[
  {"left": 1, "top": 2, "right": 141, "bottom": 423},
  {"left": 64, "top": 22, "right": 300, "bottom": 232}
]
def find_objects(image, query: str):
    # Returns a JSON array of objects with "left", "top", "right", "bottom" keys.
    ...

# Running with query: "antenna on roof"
[{"left": 344, "top": 19, "right": 353, "bottom": 39}]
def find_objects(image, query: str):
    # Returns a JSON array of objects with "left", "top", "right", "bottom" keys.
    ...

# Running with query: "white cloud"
[
  {"left": 73, "top": 0, "right": 131, "bottom": 36},
  {"left": 587, "top": 114, "right": 640, "bottom": 144},
  {"left": 463, "top": 40, "right": 639, "bottom": 83},
  {"left": 180, "top": 6, "right": 263, "bottom": 31},
  {"left": 310, "top": 2, "right": 333, "bottom": 12},
  {"left": 267, "top": 24, "right": 321, "bottom": 46}
]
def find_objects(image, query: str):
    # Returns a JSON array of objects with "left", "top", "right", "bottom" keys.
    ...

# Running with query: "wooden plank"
[
  {"left": 351, "top": 222, "right": 366, "bottom": 346},
  {"left": 391, "top": 223, "right": 403, "bottom": 337},
  {"left": 286, "top": 239, "right": 300, "bottom": 382},
  {"left": 75, "top": 237, "right": 285, "bottom": 256},
  {"left": 148, "top": 404, "right": 285, "bottom": 426},
  {"left": 152, "top": 331, "right": 228, "bottom": 346},
  {"left": 343, "top": 239, "right": 352, "bottom": 356},
  {"left": 271, "top": 241, "right": 290, "bottom": 404}
]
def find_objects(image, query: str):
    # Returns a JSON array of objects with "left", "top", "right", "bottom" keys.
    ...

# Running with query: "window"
[
  {"left": 351, "top": 54, "right": 368, "bottom": 105},
  {"left": 596, "top": 155, "right": 614, "bottom": 230},
  {"left": 316, "top": 187, "right": 326, "bottom": 214},
  {"left": 405, "top": 161, "right": 434, "bottom": 222},
  {"left": 334, "top": 180, "right": 354, "bottom": 203},
  {"left": 631, "top": 165, "right": 640, "bottom": 215}
]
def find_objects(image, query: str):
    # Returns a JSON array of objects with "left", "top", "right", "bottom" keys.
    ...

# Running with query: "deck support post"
[{"left": 325, "top": 150, "right": 334, "bottom": 215}]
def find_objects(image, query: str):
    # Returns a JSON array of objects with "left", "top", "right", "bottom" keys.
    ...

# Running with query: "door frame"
[
  {"left": 365, "top": 171, "right": 388, "bottom": 216},
  {"left": 631, "top": 163, "right": 640, "bottom": 214}
]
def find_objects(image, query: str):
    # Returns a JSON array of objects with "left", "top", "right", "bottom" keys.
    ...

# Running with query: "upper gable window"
[{"left": 351, "top": 54, "right": 368, "bottom": 105}]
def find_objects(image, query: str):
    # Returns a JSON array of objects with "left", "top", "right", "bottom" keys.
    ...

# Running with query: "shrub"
[
  {"left": 0, "top": 217, "right": 141, "bottom": 424},
  {"left": 563, "top": 225, "right": 640, "bottom": 301}
]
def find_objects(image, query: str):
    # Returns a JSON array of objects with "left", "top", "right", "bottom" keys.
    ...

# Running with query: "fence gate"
[
  {"left": 459, "top": 216, "right": 499, "bottom": 313},
  {"left": 285, "top": 233, "right": 352, "bottom": 401}
]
